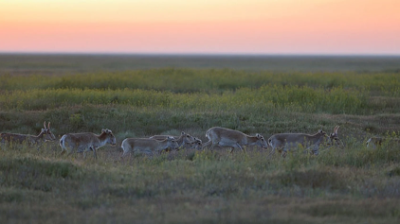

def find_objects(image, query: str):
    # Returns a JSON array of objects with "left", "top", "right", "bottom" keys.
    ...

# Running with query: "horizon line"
[{"left": 1, "top": 52, "right": 400, "bottom": 57}]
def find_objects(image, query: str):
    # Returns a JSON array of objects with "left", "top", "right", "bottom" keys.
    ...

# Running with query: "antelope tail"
[
  {"left": 59, "top": 135, "right": 66, "bottom": 150},
  {"left": 268, "top": 138, "right": 273, "bottom": 148}
]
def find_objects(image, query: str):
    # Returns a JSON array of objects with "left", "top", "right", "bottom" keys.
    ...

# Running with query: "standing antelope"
[
  {"left": 149, "top": 131, "right": 195, "bottom": 149},
  {"left": 202, "top": 127, "right": 268, "bottom": 152},
  {"left": 59, "top": 129, "right": 117, "bottom": 159},
  {"left": 0, "top": 121, "right": 56, "bottom": 149},
  {"left": 120, "top": 137, "right": 179, "bottom": 158},
  {"left": 366, "top": 137, "right": 400, "bottom": 148},
  {"left": 268, "top": 129, "right": 331, "bottom": 157}
]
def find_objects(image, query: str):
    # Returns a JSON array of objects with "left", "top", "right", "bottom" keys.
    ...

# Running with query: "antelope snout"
[{"left": 109, "top": 138, "right": 117, "bottom": 146}]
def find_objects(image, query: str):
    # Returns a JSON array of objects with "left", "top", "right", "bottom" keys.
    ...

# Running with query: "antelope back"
[
  {"left": 271, "top": 130, "right": 327, "bottom": 145},
  {"left": 149, "top": 135, "right": 169, "bottom": 141},
  {"left": 367, "top": 137, "right": 400, "bottom": 148},
  {"left": 207, "top": 127, "right": 245, "bottom": 139},
  {"left": 0, "top": 133, "right": 27, "bottom": 144}
]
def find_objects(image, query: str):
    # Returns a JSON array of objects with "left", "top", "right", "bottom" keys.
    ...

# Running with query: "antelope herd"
[{"left": 0, "top": 122, "right": 396, "bottom": 160}]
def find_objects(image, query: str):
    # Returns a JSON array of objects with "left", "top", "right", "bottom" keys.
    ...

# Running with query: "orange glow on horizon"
[{"left": 1, "top": 0, "right": 399, "bottom": 54}]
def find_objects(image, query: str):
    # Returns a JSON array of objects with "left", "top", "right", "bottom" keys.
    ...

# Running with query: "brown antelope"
[
  {"left": 59, "top": 129, "right": 117, "bottom": 159},
  {"left": 366, "top": 137, "right": 400, "bottom": 148},
  {"left": 0, "top": 121, "right": 56, "bottom": 149},
  {"left": 202, "top": 127, "right": 268, "bottom": 152},
  {"left": 120, "top": 137, "right": 179, "bottom": 158},
  {"left": 268, "top": 129, "right": 330, "bottom": 157},
  {"left": 149, "top": 131, "right": 195, "bottom": 149}
]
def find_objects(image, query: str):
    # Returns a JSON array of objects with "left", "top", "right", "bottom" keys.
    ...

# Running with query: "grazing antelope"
[
  {"left": 366, "top": 137, "right": 400, "bottom": 148},
  {"left": 120, "top": 137, "right": 179, "bottom": 158},
  {"left": 0, "top": 121, "right": 56, "bottom": 149},
  {"left": 327, "top": 126, "right": 344, "bottom": 148},
  {"left": 149, "top": 131, "right": 195, "bottom": 149},
  {"left": 268, "top": 129, "right": 329, "bottom": 157},
  {"left": 59, "top": 129, "right": 117, "bottom": 159},
  {"left": 202, "top": 127, "right": 268, "bottom": 152}
]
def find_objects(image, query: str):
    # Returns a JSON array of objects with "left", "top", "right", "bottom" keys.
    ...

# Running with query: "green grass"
[
  {"left": 1, "top": 144, "right": 400, "bottom": 223},
  {"left": 1, "top": 65, "right": 400, "bottom": 223}
]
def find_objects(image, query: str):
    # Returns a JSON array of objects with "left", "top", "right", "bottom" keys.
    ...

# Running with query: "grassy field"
[{"left": 1, "top": 54, "right": 400, "bottom": 223}]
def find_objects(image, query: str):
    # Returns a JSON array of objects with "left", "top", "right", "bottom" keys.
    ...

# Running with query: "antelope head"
[
  {"left": 102, "top": 129, "right": 117, "bottom": 145},
  {"left": 255, "top": 133, "right": 269, "bottom": 149},
  {"left": 327, "top": 126, "right": 344, "bottom": 148},
  {"left": 192, "top": 137, "right": 203, "bottom": 150},
  {"left": 181, "top": 131, "right": 195, "bottom": 143},
  {"left": 166, "top": 136, "right": 180, "bottom": 151},
  {"left": 42, "top": 121, "right": 56, "bottom": 141}
]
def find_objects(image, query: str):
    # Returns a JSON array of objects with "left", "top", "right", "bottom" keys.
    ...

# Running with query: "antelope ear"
[
  {"left": 181, "top": 131, "right": 186, "bottom": 135},
  {"left": 167, "top": 136, "right": 174, "bottom": 140},
  {"left": 43, "top": 121, "right": 47, "bottom": 129},
  {"left": 102, "top": 129, "right": 106, "bottom": 133},
  {"left": 334, "top": 126, "right": 339, "bottom": 134},
  {"left": 48, "top": 122, "right": 51, "bottom": 129},
  {"left": 256, "top": 133, "right": 261, "bottom": 139}
]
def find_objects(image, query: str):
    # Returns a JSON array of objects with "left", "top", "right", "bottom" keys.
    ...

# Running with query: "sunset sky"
[{"left": 1, "top": 0, "right": 399, "bottom": 54}]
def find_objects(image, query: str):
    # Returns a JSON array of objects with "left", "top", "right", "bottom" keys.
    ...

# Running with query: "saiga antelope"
[
  {"left": 120, "top": 136, "right": 179, "bottom": 158},
  {"left": 202, "top": 127, "right": 268, "bottom": 152},
  {"left": 149, "top": 131, "right": 195, "bottom": 150},
  {"left": 0, "top": 121, "right": 56, "bottom": 149},
  {"left": 268, "top": 128, "right": 330, "bottom": 157},
  {"left": 59, "top": 129, "right": 117, "bottom": 159},
  {"left": 366, "top": 137, "right": 400, "bottom": 148}
]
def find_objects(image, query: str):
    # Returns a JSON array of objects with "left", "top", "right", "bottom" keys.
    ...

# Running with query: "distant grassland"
[
  {"left": 1, "top": 54, "right": 400, "bottom": 73},
  {"left": 1, "top": 69, "right": 400, "bottom": 137},
  {"left": 2, "top": 68, "right": 400, "bottom": 94}
]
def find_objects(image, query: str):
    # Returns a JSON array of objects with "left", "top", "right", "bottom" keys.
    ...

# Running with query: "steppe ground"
[{"left": 1, "top": 54, "right": 400, "bottom": 224}]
